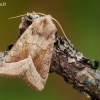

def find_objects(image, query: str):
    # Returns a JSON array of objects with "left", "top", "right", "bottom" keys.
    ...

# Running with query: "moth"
[
  {"left": 0, "top": 13, "right": 57, "bottom": 91},
  {"left": 0, "top": 12, "right": 69, "bottom": 91}
]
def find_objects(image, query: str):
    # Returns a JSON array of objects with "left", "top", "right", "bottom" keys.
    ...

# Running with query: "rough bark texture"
[
  {"left": 50, "top": 35, "right": 100, "bottom": 100},
  {"left": 0, "top": 15, "right": 100, "bottom": 100}
]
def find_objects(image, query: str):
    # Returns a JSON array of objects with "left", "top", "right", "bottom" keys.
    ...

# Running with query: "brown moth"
[{"left": 0, "top": 14, "right": 57, "bottom": 91}]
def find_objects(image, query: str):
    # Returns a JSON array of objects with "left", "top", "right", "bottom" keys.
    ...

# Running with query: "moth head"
[
  {"left": 9, "top": 12, "right": 71, "bottom": 44},
  {"left": 32, "top": 15, "right": 57, "bottom": 39}
]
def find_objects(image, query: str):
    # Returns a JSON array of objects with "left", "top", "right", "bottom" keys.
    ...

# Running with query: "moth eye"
[
  {"left": 30, "top": 14, "right": 39, "bottom": 19},
  {"left": 34, "top": 14, "right": 39, "bottom": 18}
]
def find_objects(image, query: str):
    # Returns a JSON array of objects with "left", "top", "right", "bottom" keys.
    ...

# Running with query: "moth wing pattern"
[{"left": 0, "top": 15, "right": 57, "bottom": 91}]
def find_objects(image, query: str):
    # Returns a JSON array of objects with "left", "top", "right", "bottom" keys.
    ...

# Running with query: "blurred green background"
[{"left": 0, "top": 0, "right": 100, "bottom": 100}]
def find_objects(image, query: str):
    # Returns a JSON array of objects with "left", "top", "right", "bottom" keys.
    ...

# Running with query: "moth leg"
[{"left": 0, "top": 55, "right": 32, "bottom": 77}]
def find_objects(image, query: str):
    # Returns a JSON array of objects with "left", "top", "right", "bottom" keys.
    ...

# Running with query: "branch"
[
  {"left": 50, "top": 35, "right": 100, "bottom": 100},
  {"left": 0, "top": 15, "right": 100, "bottom": 100}
]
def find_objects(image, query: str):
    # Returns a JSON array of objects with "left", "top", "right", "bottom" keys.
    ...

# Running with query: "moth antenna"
[
  {"left": 52, "top": 18, "right": 71, "bottom": 45},
  {"left": 9, "top": 14, "right": 27, "bottom": 19},
  {"left": 35, "top": 12, "right": 46, "bottom": 16},
  {"left": 8, "top": 12, "right": 46, "bottom": 19},
  {"left": 36, "top": 12, "right": 70, "bottom": 43}
]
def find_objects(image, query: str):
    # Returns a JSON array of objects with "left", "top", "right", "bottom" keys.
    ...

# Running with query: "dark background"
[{"left": 0, "top": 0, "right": 100, "bottom": 100}]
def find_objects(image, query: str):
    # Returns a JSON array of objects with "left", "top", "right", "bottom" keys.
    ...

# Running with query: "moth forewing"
[{"left": 0, "top": 15, "right": 57, "bottom": 91}]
